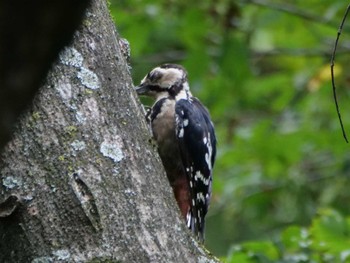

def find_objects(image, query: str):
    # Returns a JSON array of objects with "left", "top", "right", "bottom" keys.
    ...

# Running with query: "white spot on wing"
[
  {"left": 198, "top": 212, "right": 202, "bottom": 223},
  {"left": 178, "top": 128, "right": 184, "bottom": 138},
  {"left": 197, "top": 192, "right": 205, "bottom": 203},
  {"left": 203, "top": 136, "right": 207, "bottom": 144},
  {"left": 175, "top": 114, "right": 180, "bottom": 125},
  {"left": 183, "top": 119, "right": 189, "bottom": 127},
  {"left": 186, "top": 211, "right": 191, "bottom": 228},
  {"left": 194, "top": 171, "right": 210, "bottom": 185},
  {"left": 204, "top": 132, "right": 213, "bottom": 171}
]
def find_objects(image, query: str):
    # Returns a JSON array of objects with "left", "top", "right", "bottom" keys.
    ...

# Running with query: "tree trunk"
[
  {"left": 0, "top": 0, "right": 219, "bottom": 262},
  {"left": 0, "top": 0, "right": 90, "bottom": 151}
]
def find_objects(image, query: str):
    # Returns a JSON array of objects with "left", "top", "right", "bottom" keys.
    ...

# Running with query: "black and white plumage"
[{"left": 135, "top": 64, "right": 216, "bottom": 241}]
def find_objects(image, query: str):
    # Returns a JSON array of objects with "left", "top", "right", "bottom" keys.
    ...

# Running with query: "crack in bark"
[{"left": 70, "top": 172, "right": 102, "bottom": 232}]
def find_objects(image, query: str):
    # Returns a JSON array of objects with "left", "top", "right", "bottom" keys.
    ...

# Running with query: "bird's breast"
[{"left": 151, "top": 99, "right": 176, "bottom": 144}]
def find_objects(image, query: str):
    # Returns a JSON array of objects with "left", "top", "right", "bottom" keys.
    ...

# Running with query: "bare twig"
[{"left": 330, "top": 4, "right": 350, "bottom": 143}]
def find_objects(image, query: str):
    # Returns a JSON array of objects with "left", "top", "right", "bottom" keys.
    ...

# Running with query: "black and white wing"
[{"left": 175, "top": 97, "right": 216, "bottom": 241}]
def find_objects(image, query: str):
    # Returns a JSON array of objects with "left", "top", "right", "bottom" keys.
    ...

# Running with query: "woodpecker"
[{"left": 135, "top": 64, "right": 216, "bottom": 241}]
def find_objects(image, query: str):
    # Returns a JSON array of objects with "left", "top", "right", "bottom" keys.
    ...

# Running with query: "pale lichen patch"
[
  {"left": 77, "top": 68, "right": 100, "bottom": 90},
  {"left": 59, "top": 47, "right": 83, "bottom": 68},
  {"left": 52, "top": 249, "right": 71, "bottom": 260},
  {"left": 71, "top": 140, "right": 86, "bottom": 151},
  {"left": 2, "top": 176, "right": 22, "bottom": 189},
  {"left": 100, "top": 135, "right": 124, "bottom": 163},
  {"left": 75, "top": 111, "right": 87, "bottom": 124}
]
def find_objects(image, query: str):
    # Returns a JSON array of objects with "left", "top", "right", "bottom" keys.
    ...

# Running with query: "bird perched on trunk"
[{"left": 135, "top": 64, "right": 216, "bottom": 241}]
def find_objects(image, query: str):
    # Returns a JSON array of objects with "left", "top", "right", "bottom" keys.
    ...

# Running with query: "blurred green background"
[{"left": 110, "top": 1, "right": 350, "bottom": 262}]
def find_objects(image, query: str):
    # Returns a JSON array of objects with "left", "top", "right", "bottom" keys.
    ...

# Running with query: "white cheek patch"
[{"left": 182, "top": 82, "right": 190, "bottom": 91}]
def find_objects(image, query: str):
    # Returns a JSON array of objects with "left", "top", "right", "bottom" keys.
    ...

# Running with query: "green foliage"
[
  {"left": 227, "top": 209, "right": 350, "bottom": 263},
  {"left": 110, "top": 0, "right": 350, "bottom": 261}
]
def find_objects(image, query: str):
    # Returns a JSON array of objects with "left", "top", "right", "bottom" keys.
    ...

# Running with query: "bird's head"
[{"left": 135, "top": 64, "right": 190, "bottom": 100}]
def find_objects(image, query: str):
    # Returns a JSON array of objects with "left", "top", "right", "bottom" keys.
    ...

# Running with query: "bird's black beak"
[{"left": 135, "top": 83, "right": 150, "bottom": 95}]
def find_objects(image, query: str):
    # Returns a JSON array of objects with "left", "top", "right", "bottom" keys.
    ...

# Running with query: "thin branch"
[
  {"left": 243, "top": 0, "right": 350, "bottom": 30},
  {"left": 331, "top": 4, "right": 350, "bottom": 143}
]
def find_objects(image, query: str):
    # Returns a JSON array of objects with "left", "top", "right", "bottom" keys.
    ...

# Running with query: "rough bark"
[{"left": 0, "top": 0, "right": 219, "bottom": 262}]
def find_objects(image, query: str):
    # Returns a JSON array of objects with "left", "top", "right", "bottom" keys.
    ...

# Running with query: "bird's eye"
[{"left": 148, "top": 71, "right": 162, "bottom": 82}]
